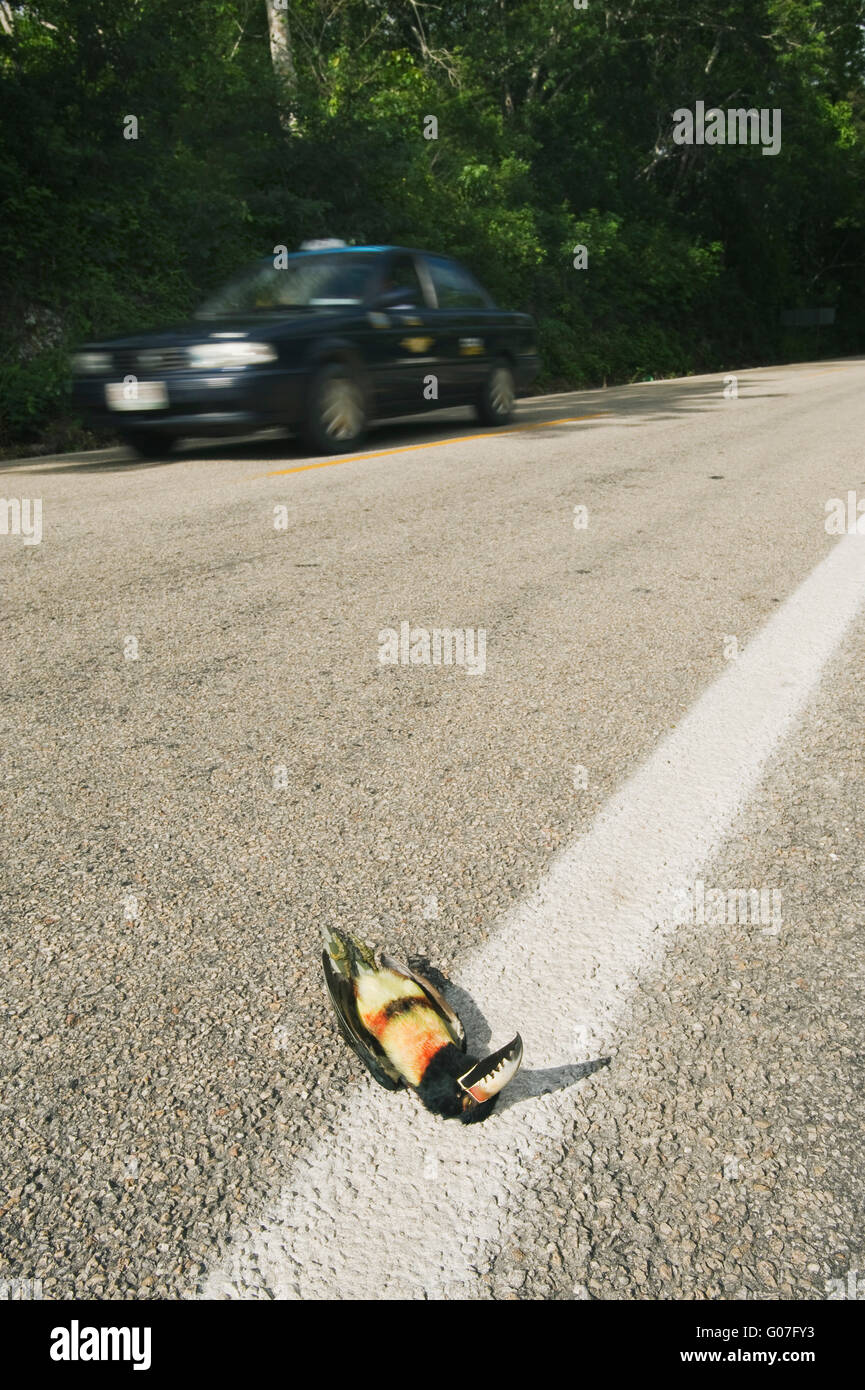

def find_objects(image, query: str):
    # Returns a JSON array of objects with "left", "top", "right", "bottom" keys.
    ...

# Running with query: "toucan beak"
[{"left": 458, "top": 1034, "right": 523, "bottom": 1105}]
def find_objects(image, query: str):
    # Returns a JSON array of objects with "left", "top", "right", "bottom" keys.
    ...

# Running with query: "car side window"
[
  {"left": 383, "top": 256, "right": 426, "bottom": 309},
  {"left": 425, "top": 257, "right": 490, "bottom": 309}
]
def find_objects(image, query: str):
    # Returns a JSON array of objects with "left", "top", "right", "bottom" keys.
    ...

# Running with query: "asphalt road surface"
[{"left": 2, "top": 360, "right": 864, "bottom": 1300}]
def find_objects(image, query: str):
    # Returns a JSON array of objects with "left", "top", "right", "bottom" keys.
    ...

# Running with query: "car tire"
[
  {"left": 476, "top": 359, "right": 516, "bottom": 426},
  {"left": 304, "top": 361, "right": 367, "bottom": 454},
  {"left": 120, "top": 430, "right": 177, "bottom": 459}
]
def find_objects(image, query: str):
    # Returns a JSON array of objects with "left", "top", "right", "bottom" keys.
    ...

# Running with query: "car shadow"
[
  {"left": 0, "top": 452, "right": 178, "bottom": 476},
  {"left": 0, "top": 367, "right": 820, "bottom": 474}
]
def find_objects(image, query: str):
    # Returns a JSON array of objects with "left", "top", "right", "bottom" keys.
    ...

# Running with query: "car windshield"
[{"left": 196, "top": 254, "right": 378, "bottom": 317}]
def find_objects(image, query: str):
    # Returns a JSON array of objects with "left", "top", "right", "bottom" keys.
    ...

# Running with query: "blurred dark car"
[{"left": 71, "top": 243, "right": 539, "bottom": 457}]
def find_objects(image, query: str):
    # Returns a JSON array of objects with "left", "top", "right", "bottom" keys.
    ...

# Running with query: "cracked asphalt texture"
[{"left": 1, "top": 360, "right": 863, "bottom": 1299}]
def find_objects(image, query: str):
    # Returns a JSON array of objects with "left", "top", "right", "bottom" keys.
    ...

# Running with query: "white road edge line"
[{"left": 203, "top": 533, "right": 865, "bottom": 1300}]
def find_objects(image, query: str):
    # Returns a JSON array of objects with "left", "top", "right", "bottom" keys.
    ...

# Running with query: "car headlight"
[
  {"left": 187, "top": 341, "right": 277, "bottom": 369},
  {"left": 71, "top": 351, "right": 112, "bottom": 374}
]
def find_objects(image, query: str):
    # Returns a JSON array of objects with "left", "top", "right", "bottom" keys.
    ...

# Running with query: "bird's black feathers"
[{"left": 416, "top": 1044, "right": 499, "bottom": 1124}]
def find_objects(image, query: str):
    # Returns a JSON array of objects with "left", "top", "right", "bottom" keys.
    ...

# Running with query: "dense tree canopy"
[{"left": 1, "top": 0, "right": 864, "bottom": 447}]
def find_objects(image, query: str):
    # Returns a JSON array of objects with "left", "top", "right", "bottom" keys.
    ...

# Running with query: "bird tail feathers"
[{"left": 320, "top": 925, "right": 377, "bottom": 977}]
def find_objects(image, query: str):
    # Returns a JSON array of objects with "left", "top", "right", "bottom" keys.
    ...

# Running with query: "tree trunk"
[{"left": 265, "top": 0, "right": 299, "bottom": 131}]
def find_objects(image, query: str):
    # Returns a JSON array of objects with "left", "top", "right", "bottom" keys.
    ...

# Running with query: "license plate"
[{"left": 105, "top": 381, "right": 168, "bottom": 411}]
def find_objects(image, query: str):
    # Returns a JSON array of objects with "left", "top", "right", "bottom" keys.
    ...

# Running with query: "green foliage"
[
  {"left": 0, "top": 347, "right": 70, "bottom": 439},
  {"left": 1, "top": 0, "right": 864, "bottom": 448}
]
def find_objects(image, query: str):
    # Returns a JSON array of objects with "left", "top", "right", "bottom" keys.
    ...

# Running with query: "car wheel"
[
  {"left": 120, "top": 430, "right": 177, "bottom": 459},
  {"left": 476, "top": 359, "right": 516, "bottom": 426},
  {"left": 304, "top": 362, "right": 367, "bottom": 454}
]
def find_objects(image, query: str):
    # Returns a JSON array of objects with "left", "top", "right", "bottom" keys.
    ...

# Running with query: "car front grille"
[{"left": 112, "top": 347, "right": 190, "bottom": 373}]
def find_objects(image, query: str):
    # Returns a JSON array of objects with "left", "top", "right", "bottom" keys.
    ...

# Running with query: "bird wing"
[
  {"left": 380, "top": 955, "right": 467, "bottom": 1052},
  {"left": 321, "top": 950, "right": 404, "bottom": 1090}
]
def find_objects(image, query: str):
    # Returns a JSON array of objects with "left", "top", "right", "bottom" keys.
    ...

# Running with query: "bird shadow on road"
[
  {"left": 408, "top": 956, "right": 610, "bottom": 1113},
  {"left": 494, "top": 1058, "right": 610, "bottom": 1115}
]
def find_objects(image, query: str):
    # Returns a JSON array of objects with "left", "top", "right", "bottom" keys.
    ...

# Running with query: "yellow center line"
[{"left": 254, "top": 414, "right": 611, "bottom": 479}]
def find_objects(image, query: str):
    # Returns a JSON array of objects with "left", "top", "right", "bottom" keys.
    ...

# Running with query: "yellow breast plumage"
[{"left": 354, "top": 969, "right": 452, "bottom": 1086}]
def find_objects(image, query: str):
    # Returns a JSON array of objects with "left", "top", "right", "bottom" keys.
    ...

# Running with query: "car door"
[
  {"left": 369, "top": 253, "right": 446, "bottom": 416},
  {"left": 420, "top": 254, "right": 495, "bottom": 403}
]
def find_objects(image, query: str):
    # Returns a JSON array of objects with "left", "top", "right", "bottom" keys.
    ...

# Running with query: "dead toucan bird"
[{"left": 321, "top": 927, "right": 522, "bottom": 1123}]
